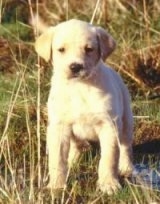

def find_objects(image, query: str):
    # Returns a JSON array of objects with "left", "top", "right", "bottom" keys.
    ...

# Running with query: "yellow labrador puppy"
[{"left": 35, "top": 19, "right": 133, "bottom": 195}]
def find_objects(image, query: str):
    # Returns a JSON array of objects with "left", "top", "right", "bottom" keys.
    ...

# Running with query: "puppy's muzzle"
[{"left": 70, "top": 63, "right": 84, "bottom": 76}]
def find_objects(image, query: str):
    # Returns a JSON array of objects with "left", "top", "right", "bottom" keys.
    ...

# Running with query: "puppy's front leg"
[
  {"left": 47, "top": 122, "right": 71, "bottom": 189},
  {"left": 97, "top": 123, "right": 121, "bottom": 195}
]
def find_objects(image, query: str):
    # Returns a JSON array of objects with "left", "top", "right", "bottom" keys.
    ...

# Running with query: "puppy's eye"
[
  {"left": 58, "top": 47, "right": 65, "bottom": 53},
  {"left": 85, "top": 46, "right": 94, "bottom": 53}
]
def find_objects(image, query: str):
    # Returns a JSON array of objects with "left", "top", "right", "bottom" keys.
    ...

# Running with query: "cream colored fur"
[{"left": 35, "top": 19, "right": 133, "bottom": 195}]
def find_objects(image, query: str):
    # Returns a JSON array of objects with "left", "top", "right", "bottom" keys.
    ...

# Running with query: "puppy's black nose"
[{"left": 70, "top": 63, "right": 83, "bottom": 74}]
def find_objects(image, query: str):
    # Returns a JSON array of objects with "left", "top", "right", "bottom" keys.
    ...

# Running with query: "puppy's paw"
[
  {"left": 97, "top": 177, "right": 121, "bottom": 195},
  {"left": 119, "top": 162, "right": 133, "bottom": 177}
]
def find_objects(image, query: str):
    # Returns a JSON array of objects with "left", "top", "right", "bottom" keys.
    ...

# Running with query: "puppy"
[{"left": 35, "top": 19, "right": 133, "bottom": 195}]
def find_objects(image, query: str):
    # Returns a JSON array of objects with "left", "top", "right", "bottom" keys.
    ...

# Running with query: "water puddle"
[{"left": 132, "top": 164, "right": 160, "bottom": 190}]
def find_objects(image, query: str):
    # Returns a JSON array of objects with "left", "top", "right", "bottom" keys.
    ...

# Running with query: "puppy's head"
[{"left": 35, "top": 19, "right": 116, "bottom": 80}]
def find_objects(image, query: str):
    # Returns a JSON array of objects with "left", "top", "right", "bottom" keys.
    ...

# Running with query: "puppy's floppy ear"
[
  {"left": 35, "top": 27, "right": 55, "bottom": 62},
  {"left": 96, "top": 27, "right": 116, "bottom": 61}
]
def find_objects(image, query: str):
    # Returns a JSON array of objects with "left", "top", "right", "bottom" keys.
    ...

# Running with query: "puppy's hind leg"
[
  {"left": 118, "top": 125, "right": 133, "bottom": 177},
  {"left": 68, "top": 139, "right": 80, "bottom": 168},
  {"left": 118, "top": 109, "right": 133, "bottom": 177},
  {"left": 118, "top": 84, "right": 134, "bottom": 177},
  {"left": 68, "top": 138, "right": 91, "bottom": 168}
]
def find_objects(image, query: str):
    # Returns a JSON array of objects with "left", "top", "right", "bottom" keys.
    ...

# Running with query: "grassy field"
[{"left": 0, "top": 0, "right": 160, "bottom": 203}]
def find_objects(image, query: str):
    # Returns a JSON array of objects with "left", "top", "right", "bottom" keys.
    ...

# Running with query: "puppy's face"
[
  {"left": 52, "top": 22, "right": 101, "bottom": 79},
  {"left": 35, "top": 19, "right": 116, "bottom": 80}
]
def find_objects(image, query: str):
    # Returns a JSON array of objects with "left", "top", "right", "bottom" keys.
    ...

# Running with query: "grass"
[
  {"left": 133, "top": 100, "right": 160, "bottom": 122},
  {"left": 0, "top": 0, "right": 160, "bottom": 203}
]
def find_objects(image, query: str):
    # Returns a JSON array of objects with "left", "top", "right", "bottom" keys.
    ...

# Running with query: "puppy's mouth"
[
  {"left": 71, "top": 69, "right": 88, "bottom": 79},
  {"left": 69, "top": 63, "right": 89, "bottom": 79}
]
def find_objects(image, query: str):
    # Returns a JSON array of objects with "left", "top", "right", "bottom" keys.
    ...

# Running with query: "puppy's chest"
[
  {"left": 69, "top": 84, "right": 108, "bottom": 118},
  {"left": 52, "top": 82, "right": 112, "bottom": 122},
  {"left": 53, "top": 83, "right": 111, "bottom": 140},
  {"left": 68, "top": 86, "right": 105, "bottom": 140}
]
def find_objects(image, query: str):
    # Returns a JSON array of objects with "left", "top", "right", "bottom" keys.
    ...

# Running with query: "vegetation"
[{"left": 0, "top": 0, "right": 160, "bottom": 203}]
